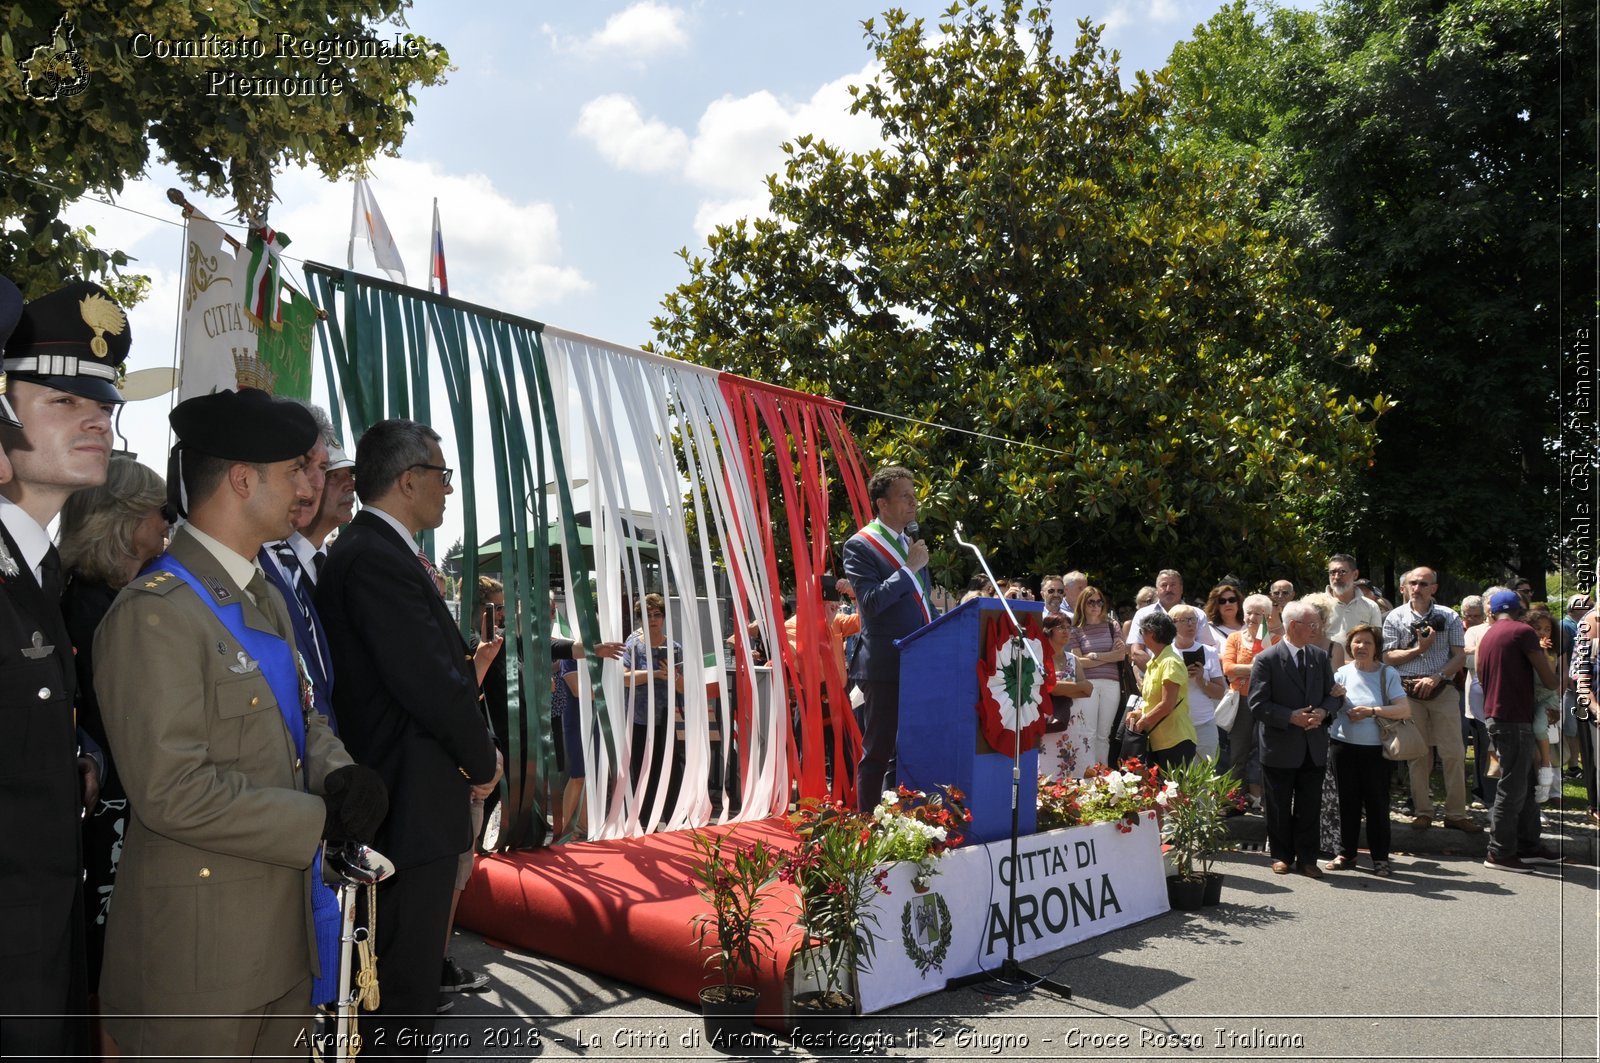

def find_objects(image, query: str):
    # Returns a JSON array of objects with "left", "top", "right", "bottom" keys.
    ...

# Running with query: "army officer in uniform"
[{"left": 94, "top": 389, "right": 387, "bottom": 1058}]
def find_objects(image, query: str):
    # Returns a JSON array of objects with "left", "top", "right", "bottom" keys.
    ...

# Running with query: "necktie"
[
  {"left": 248, "top": 569, "right": 294, "bottom": 641},
  {"left": 40, "top": 545, "right": 63, "bottom": 601},
  {"left": 312, "top": 550, "right": 326, "bottom": 578},
  {"left": 274, "top": 543, "right": 316, "bottom": 624},
  {"left": 416, "top": 549, "right": 443, "bottom": 597}
]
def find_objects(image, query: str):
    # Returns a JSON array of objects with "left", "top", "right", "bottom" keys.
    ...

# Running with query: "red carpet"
[{"left": 457, "top": 820, "right": 804, "bottom": 1015}]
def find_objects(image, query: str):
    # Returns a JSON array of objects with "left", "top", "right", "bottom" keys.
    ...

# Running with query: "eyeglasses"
[
  {"left": 647, "top": 610, "right": 665, "bottom": 619},
  {"left": 1217, "top": 596, "right": 1240, "bottom": 604},
  {"left": 1085, "top": 598, "right": 1105, "bottom": 606},
  {"left": 409, "top": 463, "right": 454, "bottom": 487}
]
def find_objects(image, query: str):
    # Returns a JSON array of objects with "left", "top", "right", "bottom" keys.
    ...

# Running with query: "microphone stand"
[{"left": 946, "top": 522, "right": 1071, "bottom": 1000}]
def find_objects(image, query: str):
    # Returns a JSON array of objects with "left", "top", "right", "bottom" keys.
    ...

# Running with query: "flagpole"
[{"left": 347, "top": 179, "right": 360, "bottom": 270}]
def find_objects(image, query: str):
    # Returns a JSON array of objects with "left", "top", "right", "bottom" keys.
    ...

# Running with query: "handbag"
[
  {"left": 1379, "top": 716, "right": 1425, "bottom": 761},
  {"left": 1213, "top": 688, "right": 1241, "bottom": 731},
  {"left": 1379, "top": 665, "right": 1425, "bottom": 760},
  {"left": 1115, "top": 710, "right": 1149, "bottom": 761}
]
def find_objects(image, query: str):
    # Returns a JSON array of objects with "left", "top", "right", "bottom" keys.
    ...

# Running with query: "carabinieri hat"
[
  {"left": 2, "top": 280, "right": 131, "bottom": 406},
  {"left": 166, "top": 388, "right": 320, "bottom": 518},
  {"left": 0, "top": 275, "right": 23, "bottom": 428}
]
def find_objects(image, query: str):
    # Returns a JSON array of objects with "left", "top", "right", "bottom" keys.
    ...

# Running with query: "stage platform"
[
  {"left": 458, "top": 821, "right": 803, "bottom": 1017},
  {"left": 457, "top": 816, "right": 1170, "bottom": 1021}
]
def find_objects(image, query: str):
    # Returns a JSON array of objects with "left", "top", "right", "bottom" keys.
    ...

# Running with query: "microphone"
[{"left": 905, "top": 520, "right": 920, "bottom": 539}]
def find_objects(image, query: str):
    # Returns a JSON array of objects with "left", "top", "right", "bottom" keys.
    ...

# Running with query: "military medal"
[{"left": 0, "top": 537, "right": 17, "bottom": 579}]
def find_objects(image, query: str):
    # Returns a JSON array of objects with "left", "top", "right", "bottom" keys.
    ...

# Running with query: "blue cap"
[{"left": 1487, "top": 589, "right": 1522, "bottom": 614}]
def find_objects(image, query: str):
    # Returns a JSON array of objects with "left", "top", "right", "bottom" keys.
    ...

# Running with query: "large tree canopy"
[
  {"left": 1167, "top": 0, "right": 1592, "bottom": 584},
  {"left": 652, "top": 0, "right": 1380, "bottom": 593},
  {"left": 2, "top": 0, "right": 448, "bottom": 295}
]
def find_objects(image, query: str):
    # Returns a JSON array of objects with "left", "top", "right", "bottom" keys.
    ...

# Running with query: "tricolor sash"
[{"left": 855, "top": 520, "right": 932, "bottom": 624}]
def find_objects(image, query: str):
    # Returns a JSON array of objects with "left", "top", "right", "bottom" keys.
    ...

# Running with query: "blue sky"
[{"left": 58, "top": 0, "right": 1264, "bottom": 541}]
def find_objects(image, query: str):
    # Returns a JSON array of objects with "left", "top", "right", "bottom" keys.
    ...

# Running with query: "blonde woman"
[{"left": 1067, "top": 586, "right": 1128, "bottom": 772}]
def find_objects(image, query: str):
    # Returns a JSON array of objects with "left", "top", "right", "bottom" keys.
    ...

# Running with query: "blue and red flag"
[{"left": 429, "top": 198, "right": 449, "bottom": 297}]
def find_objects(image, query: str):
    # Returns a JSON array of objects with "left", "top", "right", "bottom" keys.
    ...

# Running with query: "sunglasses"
[{"left": 1218, "top": 596, "right": 1240, "bottom": 604}]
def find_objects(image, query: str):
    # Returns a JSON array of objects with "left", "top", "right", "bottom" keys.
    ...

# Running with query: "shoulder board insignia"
[{"left": 134, "top": 571, "right": 184, "bottom": 596}]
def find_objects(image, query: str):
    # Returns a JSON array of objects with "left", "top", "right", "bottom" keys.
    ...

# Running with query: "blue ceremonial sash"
[{"left": 147, "top": 553, "right": 341, "bottom": 1003}]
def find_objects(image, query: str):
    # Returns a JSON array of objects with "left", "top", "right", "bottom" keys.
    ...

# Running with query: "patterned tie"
[
  {"left": 273, "top": 542, "right": 316, "bottom": 624},
  {"left": 416, "top": 549, "right": 443, "bottom": 597}
]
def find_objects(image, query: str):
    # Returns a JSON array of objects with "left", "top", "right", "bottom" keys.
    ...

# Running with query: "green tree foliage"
[
  {"left": 1, "top": 1, "right": 449, "bottom": 296},
  {"left": 1167, "top": 0, "right": 1592, "bottom": 584},
  {"left": 652, "top": 0, "right": 1379, "bottom": 592}
]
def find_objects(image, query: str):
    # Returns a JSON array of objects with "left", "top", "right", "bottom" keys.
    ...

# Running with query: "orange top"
[{"left": 1222, "top": 628, "right": 1282, "bottom": 694}]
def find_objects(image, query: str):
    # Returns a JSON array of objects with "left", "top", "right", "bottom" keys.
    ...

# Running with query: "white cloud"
[
  {"left": 574, "top": 94, "right": 690, "bottom": 174},
  {"left": 265, "top": 159, "right": 589, "bottom": 318},
  {"left": 1100, "top": 0, "right": 1186, "bottom": 36},
  {"left": 577, "top": 61, "right": 886, "bottom": 239},
  {"left": 544, "top": 2, "right": 689, "bottom": 60}
]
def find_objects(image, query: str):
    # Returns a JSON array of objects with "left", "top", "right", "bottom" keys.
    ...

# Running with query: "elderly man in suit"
[
  {"left": 1248, "top": 599, "right": 1343, "bottom": 878},
  {"left": 0, "top": 278, "right": 128, "bottom": 1058},
  {"left": 844, "top": 465, "right": 936, "bottom": 812},
  {"left": 316, "top": 419, "right": 499, "bottom": 1053},
  {"left": 95, "top": 389, "right": 385, "bottom": 1057}
]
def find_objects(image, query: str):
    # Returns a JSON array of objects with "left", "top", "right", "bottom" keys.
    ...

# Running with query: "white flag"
[
  {"left": 178, "top": 216, "right": 249, "bottom": 401},
  {"left": 349, "top": 177, "right": 407, "bottom": 283}
]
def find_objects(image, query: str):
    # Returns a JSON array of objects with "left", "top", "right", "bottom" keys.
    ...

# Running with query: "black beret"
[
  {"left": 0, "top": 275, "right": 21, "bottom": 428},
  {"left": 170, "top": 388, "right": 318, "bottom": 462},
  {"left": 3, "top": 280, "right": 131, "bottom": 404}
]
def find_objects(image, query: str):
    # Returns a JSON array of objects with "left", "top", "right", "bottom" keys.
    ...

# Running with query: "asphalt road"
[{"left": 418, "top": 808, "right": 1599, "bottom": 1062}]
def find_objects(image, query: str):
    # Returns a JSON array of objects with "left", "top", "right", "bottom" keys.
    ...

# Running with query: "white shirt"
[
  {"left": 0, "top": 494, "right": 53, "bottom": 584},
  {"left": 1128, "top": 600, "right": 1210, "bottom": 648},
  {"left": 182, "top": 522, "right": 267, "bottom": 605},
  {"left": 1173, "top": 639, "right": 1224, "bottom": 723}
]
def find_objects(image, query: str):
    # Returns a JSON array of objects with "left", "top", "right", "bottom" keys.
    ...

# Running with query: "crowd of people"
[{"left": 3, "top": 275, "right": 1594, "bottom": 1060}]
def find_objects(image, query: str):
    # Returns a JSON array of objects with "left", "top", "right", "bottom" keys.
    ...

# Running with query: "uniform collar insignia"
[
  {"left": 0, "top": 537, "right": 17, "bottom": 580},
  {"left": 203, "top": 575, "right": 234, "bottom": 603}
]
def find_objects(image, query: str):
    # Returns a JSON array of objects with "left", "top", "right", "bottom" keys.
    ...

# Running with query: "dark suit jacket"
[
  {"left": 1247, "top": 639, "right": 1342, "bottom": 769},
  {"left": 0, "top": 523, "right": 84, "bottom": 1051},
  {"left": 316, "top": 510, "right": 496, "bottom": 868},
  {"left": 842, "top": 529, "right": 936, "bottom": 684}
]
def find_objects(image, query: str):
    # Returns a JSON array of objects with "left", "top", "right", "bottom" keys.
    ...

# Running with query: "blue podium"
[{"left": 896, "top": 597, "right": 1040, "bottom": 843}]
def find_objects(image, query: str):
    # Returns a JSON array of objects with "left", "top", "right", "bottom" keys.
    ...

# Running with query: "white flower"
[{"left": 1155, "top": 790, "right": 1170, "bottom": 807}]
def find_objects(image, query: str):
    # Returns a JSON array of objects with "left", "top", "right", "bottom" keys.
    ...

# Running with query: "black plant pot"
[
  {"left": 1200, "top": 871, "right": 1224, "bottom": 906},
  {"left": 789, "top": 989, "right": 854, "bottom": 1044},
  {"left": 1166, "top": 874, "right": 1206, "bottom": 911},
  {"left": 700, "top": 984, "right": 759, "bottom": 1049}
]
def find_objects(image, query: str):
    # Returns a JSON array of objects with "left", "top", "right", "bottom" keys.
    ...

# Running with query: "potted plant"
[
  {"left": 689, "top": 828, "right": 784, "bottom": 1042},
  {"left": 1160, "top": 759, "right": 1244, "bottom": 908},
  {"left": 869, "top": 785, "right": 971, "bottom": 892},
  {"left": 780, "top": 798, "right": 891, "bottom": 1034},
  {"left": 1036, "top": 757, "right": 1174, "bottom": 832}
]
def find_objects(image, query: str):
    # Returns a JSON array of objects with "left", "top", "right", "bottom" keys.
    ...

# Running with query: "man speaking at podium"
[{"left": 844, "top": 465, "right": 936, "bottom": 811}]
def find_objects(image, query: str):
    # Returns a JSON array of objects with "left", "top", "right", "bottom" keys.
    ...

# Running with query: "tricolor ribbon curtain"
[{"left": 305, "top": 265, "right": 869, "bottom": 843}]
